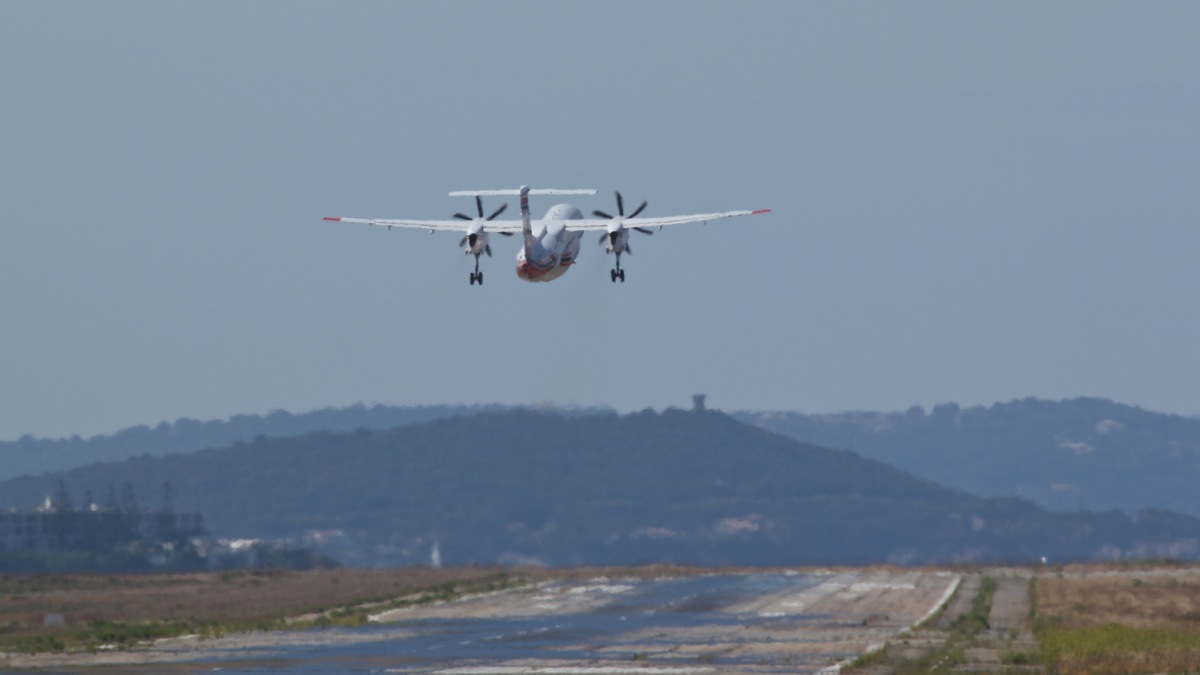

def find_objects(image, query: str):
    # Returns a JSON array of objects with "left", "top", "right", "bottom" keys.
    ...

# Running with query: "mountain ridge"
[
  {"left": 0, "top": 403, "right": 611, "bottom": 482},
  {"left": 2, "top": 408, "right": 1197, "bottom": 567},
  {"left": 734, "top": 396, "right": 1200, "bottom": 517},
  {"left": 7, "top": 397, "right": 1199, "bottom": 520}
]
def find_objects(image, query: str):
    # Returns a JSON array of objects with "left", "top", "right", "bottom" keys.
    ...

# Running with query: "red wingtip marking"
[
  {"left": 752, "top": 209, "right": 772, "bottom": 215},
  {"left": 323, "top": 217, "right": 342, "bottom": 222}
]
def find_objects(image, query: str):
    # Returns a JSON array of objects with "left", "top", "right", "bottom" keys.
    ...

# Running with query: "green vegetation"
[
  {"left": 292, "top": 573, "right": 517, "bottom": 631},
  {"left": 1027, "top": 575, "right": 1037, "bottom": 620},
  {"left": 1036, "top": 623, "right": 1200, "bottom": 674},
  {"left": 846, "top": 574, "right": 1007, "bottom": 674},
  {"left": 4, "top": 634, "right": 65, "bottom": 654},
  {"left": 999, "top": 648, "right": 1036, "bottom": 665},
  {"left": 84, "top": 619, "right": 194, "bottom": 647},
  {"left": 846, "top": 644, "right": 887, "bottom": 669},
  {"left": 912, "top": 577, "right": 960, "bottom": 631},
  {"left": 0, "top": 619, "right": 200, "bottom": 655},
  {"left": 913, "top": 608, "right": 986, "bottom": 670},
  {"left": 1034, "top": 569, "right": 1200, "bottom": 673},
  {"left": 3, "top": 616, "right": 250, "bottom": 654},
  {"left": 951, "top": 575, "right": 996, "bottom": 634}
]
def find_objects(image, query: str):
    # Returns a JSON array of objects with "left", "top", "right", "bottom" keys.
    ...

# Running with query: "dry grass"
[
  {"left": 0, "top": 563, "right": 749, "bottom": 654},
  {"left": 0, "top": 567, "right": 532, "bottom": 653},
  {"left": 1036, "top": 566, "right": 1200, "bottom": 674},
  {"left": 1038, "top": 569, "right": 1200, "bottom": 629},
  {"left": 0, "top": 568, "right": 509, "bottom": 626}
]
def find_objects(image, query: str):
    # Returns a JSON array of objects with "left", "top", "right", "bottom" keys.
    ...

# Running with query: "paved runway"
[
  {"left": 9, "top": 569, "right": 959, "bottom": 673},
  {"left": 364, "top": 569, "right": 958, "bottom": 674}
]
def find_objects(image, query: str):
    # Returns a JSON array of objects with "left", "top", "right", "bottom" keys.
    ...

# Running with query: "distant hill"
[
  {"left": 734, "top": 398, "right": 1200, "bottom": 517},
  {"left": 0, "top": 403, "right": 610, "bottom": 481},
  {"left": 1, "top": 409, "right": 1197, "bottom": 567}
]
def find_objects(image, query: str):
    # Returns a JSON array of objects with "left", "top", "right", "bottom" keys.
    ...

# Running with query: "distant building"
[
  {"left": 0, "top": 511, "right": 54, "bottom": 552},
  {"left": 692, "top": 394, "right": 707, "bottom": 413},
  {"left": 0, "top": 507, "right": 204, "bottom": 553}
]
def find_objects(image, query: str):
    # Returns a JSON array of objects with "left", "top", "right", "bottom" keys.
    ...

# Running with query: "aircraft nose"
[{"left": 468, "top": 233, "right": 478, "bottom": 249}]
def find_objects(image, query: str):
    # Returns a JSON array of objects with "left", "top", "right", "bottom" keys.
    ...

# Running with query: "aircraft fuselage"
[{"left": 515, "top": 204, "right": 584, "bottom": 282}]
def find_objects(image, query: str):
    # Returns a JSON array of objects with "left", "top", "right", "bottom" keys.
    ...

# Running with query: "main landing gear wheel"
[
  {"left": 610, "top": 269, "right": 625, "bottom": 283},
  {"left": 469, "top": 255, "right": 483, "bottom": 286}
]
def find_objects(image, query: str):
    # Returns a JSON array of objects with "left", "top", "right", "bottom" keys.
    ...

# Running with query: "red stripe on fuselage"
[
  {"left": 517, "top": 261, "right": 556, "bottom": 280},
  {"left": 517, "top": 259, "right": 572, "bottom": 281}
]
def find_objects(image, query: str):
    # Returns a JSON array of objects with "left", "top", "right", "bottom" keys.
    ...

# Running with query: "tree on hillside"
[
  {"left": 50, "top": 480, "right": 74, "bottom": 548},
  {"left": 156, "top": 480, "right": 181, "bottom": 545},
  {"left": 119, "top": 481, "right": 139, "bottom": 514}
]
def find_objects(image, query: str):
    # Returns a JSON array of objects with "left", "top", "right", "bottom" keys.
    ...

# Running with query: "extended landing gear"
[
  {"left": 610, "top": 256, "right": 625, "bottom": 283},
  {"left": 469, "top": 256, "right": 483, "bottom": 286}
]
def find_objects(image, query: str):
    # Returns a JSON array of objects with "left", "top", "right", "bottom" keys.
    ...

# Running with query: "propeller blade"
[
  {"left": 598, "top": 232, "right": 608, "bottom": 245},
  {"left": 486, "top": 202, "right": 508, "bottom": 220},
  {"left": 628, "top": 201, "right": 648, "bottom": 218},
  {"left": 499, "top": 231, "right": 514, "bottom": 237},
  {"left": 616, "top": 191, "right": 624, "bottom": 216},
  {"left": 453, "top": 213, "right": 473, "bottom": 221},
  {"left": 458, "top": 236, "right": 468, "bottom": 247},
  {"left": 592, "top": 210, "right": 614, "bottom": 219},
  {"left": 485, "top": 244, "right": 492, "bottom": 257},
  {"left": 475, "top": 195, "right": 483, "bottom": 218},
  {"left": 625, "top": 243, "right": 632, "bottom": 255},
  {"left": 633, "top": 227, "right": 654, "bottom": 235}
]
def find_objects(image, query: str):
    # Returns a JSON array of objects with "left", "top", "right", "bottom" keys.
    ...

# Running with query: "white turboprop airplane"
[{"left": 324, "top": 186, "right": 770, "bottom": 285}]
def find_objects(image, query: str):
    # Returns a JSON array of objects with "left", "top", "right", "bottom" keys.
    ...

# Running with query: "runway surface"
[{"left": 10, "top": 569, "right": 959, "bottom": 673}]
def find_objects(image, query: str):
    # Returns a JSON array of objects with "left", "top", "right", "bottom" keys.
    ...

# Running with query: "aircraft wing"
[
  {"left": 323, "top": 216, "right": 524, "bottom": 233},
  {"left": 560, "top": 209, "right": 771, "bottom": 230}
]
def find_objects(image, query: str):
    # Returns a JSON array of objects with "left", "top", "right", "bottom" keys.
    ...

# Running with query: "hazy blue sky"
[{"left": 3, "top": 2, "right": 1199, "bottom": 439}]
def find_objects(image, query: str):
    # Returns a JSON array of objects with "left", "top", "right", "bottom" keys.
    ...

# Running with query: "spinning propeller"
[
  {"left": 593, "top": 191, "right": 653, "bottom": 250},
  {"left": 454, "top": 196, "right": 511, "bottom": 256}
]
